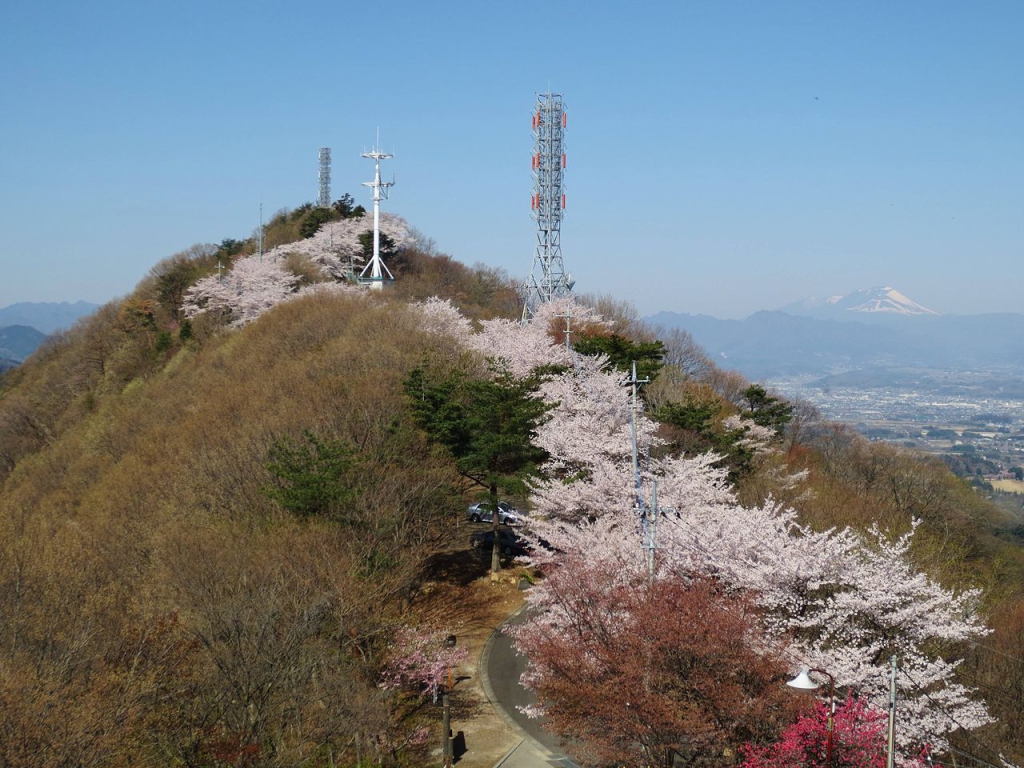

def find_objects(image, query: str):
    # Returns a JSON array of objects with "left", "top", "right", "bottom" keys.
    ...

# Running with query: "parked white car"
[{"left": 466, "top": 501, "right": 523, "bottom": 526}]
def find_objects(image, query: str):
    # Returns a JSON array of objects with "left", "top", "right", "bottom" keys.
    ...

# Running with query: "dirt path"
[{"left": 414, "top": 562, "right": 529, "bottom": 767}]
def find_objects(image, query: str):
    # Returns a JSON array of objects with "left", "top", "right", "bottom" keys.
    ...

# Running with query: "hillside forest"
[{"left": 1, "top": 202, "right": 1023, "bottom": 768}]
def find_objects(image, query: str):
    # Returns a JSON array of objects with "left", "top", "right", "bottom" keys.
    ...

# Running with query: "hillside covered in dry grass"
[{"left": 2, "top": 206, "right": 1023, "bottom": 766}]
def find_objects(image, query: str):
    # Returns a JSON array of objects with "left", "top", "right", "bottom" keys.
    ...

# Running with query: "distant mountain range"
[
  {"left": 0, "top": 301, "right": 99, "bottom": 335},
  {"left": 0, "top": 301, "right": 100, "bottom": 371},
  {"left": 779, "top": 286, "right": 939, "bottom": 319},
  {"left": 0, "top": 325, "right": 48, "bottom": 363},
  {"left": 649, "top": 287, "right": 1024, "bottom": 379}
]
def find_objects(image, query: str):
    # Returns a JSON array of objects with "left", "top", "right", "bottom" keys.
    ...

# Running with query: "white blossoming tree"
[
  {"left": 182, "top": 213, "right": 413, "bottom": 327},
  {"left": 403, "top": 296, "right": 993, "bottom": 760}
]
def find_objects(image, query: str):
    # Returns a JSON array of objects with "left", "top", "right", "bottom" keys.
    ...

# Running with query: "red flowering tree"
[
  {"left": 513, "top": 558, "right": 799, "bottom": 767},
  {"left": 741, "top": 695, "right": 895, "bottom": 768}
]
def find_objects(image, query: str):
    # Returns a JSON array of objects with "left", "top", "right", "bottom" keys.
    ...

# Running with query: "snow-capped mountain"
[
  {"left": 647, "top": 287, "right": 1024, "bottom": 380},
  {"left": 780, "top": 287, "right": 939, "bottom": 319}
]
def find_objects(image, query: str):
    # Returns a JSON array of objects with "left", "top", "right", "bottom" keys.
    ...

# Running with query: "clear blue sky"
[{"left": 2, "top": 1, "right": 1021, "bottom": 318}]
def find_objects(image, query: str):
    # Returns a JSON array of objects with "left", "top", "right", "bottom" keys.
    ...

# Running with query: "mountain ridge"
[
  {"left": 648, "top": 308, "right": 1024, "bottom": 378},
  {"left": 0, "top": 300, "right": 100, "bottom": 335}
]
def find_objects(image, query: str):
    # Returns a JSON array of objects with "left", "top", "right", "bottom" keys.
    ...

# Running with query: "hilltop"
[{"left": 1, "top": 208, "right": 1022, "bottom": 766}]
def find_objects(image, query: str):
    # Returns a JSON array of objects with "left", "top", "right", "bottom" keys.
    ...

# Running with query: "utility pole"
[
  {"left": 257, "top": 202, "right": 264, "bottom": 264},
  {"left": 647, "top": 481, "right": 659, "bottom": 584},
  {"left": 627, "top": 361, "right": 662, "bottom": 583},
  {"left": 887, "top": 656, "right": 898, "bottom": 768},
  {"left": 441, "top": 693, "right": 453, "bottom": 767},
  {"left": 628, "top": 361, "right": 650, "bottom": 510}
]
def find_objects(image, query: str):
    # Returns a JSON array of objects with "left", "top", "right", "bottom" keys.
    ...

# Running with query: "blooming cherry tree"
[
  {"left": 182, "top": 213, "right": 413, "bottom": 327},
  {"left": 414, "top": 298, "right": 994, "bottom": 757},
  {"left": 184, "top": 255, "right": 300, "bottom": 327},
  {"left": 412, "top": 297, "right": 474, "bottom": 342},
  {"left": 262, "top": 212, "right": 413, "bottom": 281},
  {"left": 380, "top": 626, "right": 467, "bottom": 700}
]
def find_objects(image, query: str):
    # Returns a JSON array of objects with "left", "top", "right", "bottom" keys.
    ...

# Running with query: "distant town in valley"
[
  {"left": 650, "top": 286, "right": 1024, "bottom": 506},
  {"left": 768, "top": 370, "right": 1024, "bottom": 488}
]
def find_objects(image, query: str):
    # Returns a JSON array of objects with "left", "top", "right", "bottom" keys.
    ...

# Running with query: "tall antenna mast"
[
  {"left": 258, "top": 202, "right": 264, "bottom": 264},
  {"left": 359, "top": 135, "right": 395, "bottom": 291},
  {"left": 523, "top": 92, "right": 572, "bottom": 321},
  {"left": 318, "top": 147, "right": 332, "bottom": 208}
]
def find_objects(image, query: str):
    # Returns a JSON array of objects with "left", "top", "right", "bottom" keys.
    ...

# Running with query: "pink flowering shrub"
[{"left": 380, "top": 626, "right": 467, "bottom": 699}]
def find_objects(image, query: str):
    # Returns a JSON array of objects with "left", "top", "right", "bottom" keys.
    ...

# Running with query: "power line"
[
  {"left": 900, "top": 667, "right": 1015, "bottom": 768},
  {"left": 934, "top": 744, "right": 1010, "bottom": 768},
  {"left": 965, "top": 638, "right": 1024, "bottom": 667},
  {"left": 952, "top": 671, "right": 1024, "bottom": 710}
]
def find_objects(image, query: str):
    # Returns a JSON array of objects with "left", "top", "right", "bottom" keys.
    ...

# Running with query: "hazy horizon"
[{"left": 3, "top": 1, "right": 1022, "bottom": 319}]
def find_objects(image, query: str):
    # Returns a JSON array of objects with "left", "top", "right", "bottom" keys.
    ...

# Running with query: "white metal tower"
[
  {"left": 359, "top": 141, "right": 395, "bottom": 291},
  {"left": 523, "top": 92, "right": 572, "bottom": 321},
  {"left": 318, "top": 148, "right": 331, "bottom": 208}
]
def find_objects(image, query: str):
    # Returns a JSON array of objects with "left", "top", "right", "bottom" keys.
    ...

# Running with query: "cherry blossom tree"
[
  {"left": 380, "top": 626, "right": 467, "bottom": 701},
  {"left": 182, "top": 213, "right": 413, "bottom": 327},
  {"left": 184, "top": 255, "right": 300, "bottom": 327},
  {"left": 519, "top": 467, "right": 991, "bottom": 756},
  {"left": 433, "top": 298, "right": 993, "bottom": 758},
  {"left": 261, "top": 212, "right": 413, "bottom": 281},
  {"left": 412, "top": 297, "right": 474, "bottom": 342}
]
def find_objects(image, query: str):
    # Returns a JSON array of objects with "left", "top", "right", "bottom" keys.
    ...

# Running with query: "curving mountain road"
[{"left": 484, "top": 607, "right": 581, "bottom": 767}]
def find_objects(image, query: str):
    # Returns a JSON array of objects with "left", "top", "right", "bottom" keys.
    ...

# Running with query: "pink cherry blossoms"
[
  {"left": 379, "top": 626, "right": 467, "bottom": 700},
  {"left": 406, "top": 296, "right": 996, "bottom": 759},
  {"left": 183, "top": 255, "right": 301, "bottom": 328},
  {"left": 182, "top": 212, "right": 412, "bottom": 327},
  {"left": 260, "top": 212, "right": 413, "bottom": 281}
]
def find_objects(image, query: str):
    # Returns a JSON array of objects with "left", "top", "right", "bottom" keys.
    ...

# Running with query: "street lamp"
[{"left": 787, "top": 668, "right": 836, "bottom": 768}]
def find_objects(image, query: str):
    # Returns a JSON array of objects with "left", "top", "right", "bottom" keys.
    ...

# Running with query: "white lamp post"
[{"left": 787, "top": 668, "right": 836, "bottom": 768}]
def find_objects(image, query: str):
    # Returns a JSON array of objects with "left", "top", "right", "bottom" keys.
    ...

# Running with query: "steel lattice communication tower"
[
  {"left": 523, "top": 92, "right": 572, "bottom": 321},
  {"left": 318, "top": 148, "right": 332, "bottom": 208}
]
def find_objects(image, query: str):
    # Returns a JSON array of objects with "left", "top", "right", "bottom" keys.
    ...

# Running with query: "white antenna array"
[{"left": 359, "top": 134, "right": 395, "bottom": 290}]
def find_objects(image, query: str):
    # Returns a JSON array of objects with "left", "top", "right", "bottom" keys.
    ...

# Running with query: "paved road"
[{"left": 484, "top": 607, "right": 581, "bottom": 768}]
